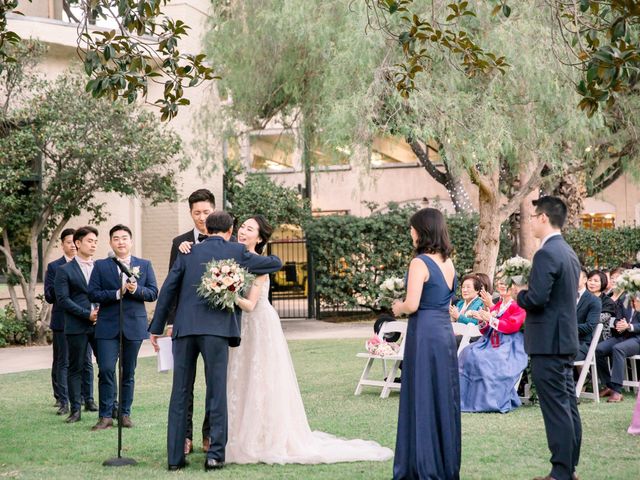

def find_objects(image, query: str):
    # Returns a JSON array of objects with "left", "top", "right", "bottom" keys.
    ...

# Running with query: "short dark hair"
[
  {"left": 473, "top": 272, "right": 493, "bottom": 294},
  {"left": 109, "top": 224, "right": 132, "bottom": 238},
  {"left": 60, "top": 228, "right": 75, "bottom": 242},
  {"left": 409, "top": 208, "right": 453, "bottom": 259},
  {"left": 73, "top": 226, "right": 98, "bottom": 244},
  {"left": 461, "top": 274, "right": 483, "bottom": 293},
  {"left": 587, "top": 269, "right": 608, "bottom": 292},
  {"left": 244, "top": 215, "right": 273, "bottom": 254},
  {"left": 532, "top": 196, "right": 567, "bottom": 229},
  {"left": 188, "top": 189, "right": 216, "bottom": 211},
  {"left": 610, "top": 267, "right": 625, "bottom": 276},
  {"left": 206, "top": 211, "right": 234, "bottom": 234},
  {"left": 580, "top": 267, "right": 589, "bottom": 277}
]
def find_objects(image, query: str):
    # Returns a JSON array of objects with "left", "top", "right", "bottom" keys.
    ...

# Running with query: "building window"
[
  {"left": 309, "top": 140, "right": 350, "bottom": 168},
  {"left": 249, "top": 132, "right": 296, "bottom": 171},
  {"left": 581, "top": 213, "right": 615, "bottom": 230},
  {"left": 371, "top": 136, "right": 440, "bottom": 167}
]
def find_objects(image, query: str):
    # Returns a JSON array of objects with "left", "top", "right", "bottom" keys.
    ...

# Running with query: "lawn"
[{"left": 0, "top": 338, "right": 638, "bottom": 479}]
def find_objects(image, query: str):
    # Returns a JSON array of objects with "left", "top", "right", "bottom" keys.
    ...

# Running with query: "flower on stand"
[
  {"left": 378, "top": 276, "right": 405, "bottom": 311},
  {"left": 612, "top": 268, "right": 640, "bottom": 305},
  {"left": 196, "top": 259, "right": 254, "bottom": 312},
  {"left": 497, "top": 256, "right": 532, "bottom": 286}
]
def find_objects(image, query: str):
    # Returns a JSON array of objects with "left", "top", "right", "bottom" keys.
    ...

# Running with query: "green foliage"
[
  {"left": 565, "top": 227, "right": 640, "bottom": 269},
  {"left": 227, "top": 174, "right": 311, "bottom": 230},
  {"left": 0, "top": 304, "right": 31, "bottom": 347},
  {"left": 305, "top": 208, "right": 514, "bottom": 310}
]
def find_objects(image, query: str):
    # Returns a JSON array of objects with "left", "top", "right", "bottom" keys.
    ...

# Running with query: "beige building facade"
[{"left": 3, "top": 1, "right": 640, "bottom": 304}]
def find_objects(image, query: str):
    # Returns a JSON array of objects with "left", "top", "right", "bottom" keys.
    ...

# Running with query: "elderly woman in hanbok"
[{"left": 459, "top": 280, "right": 527, "bottom": 413}]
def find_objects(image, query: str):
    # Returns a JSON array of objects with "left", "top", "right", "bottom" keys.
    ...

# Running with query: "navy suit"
[
  {"left": 575, "top": 290, "right": 601, "bottom": 361},
  {"left": 596, "top": 306, "right": 640, "bottom": 393},
  {"left": 89, "top": 256, "right": 158, "bottom": 418},
  {"left": 54, "top": 258, "right": 98, "bottom": 414},
  {"left": 149, "top": 236, "right": 282, "bottom": 467},
  {"left": 45, "top": 257, "right": 95, "bottom": 408},
  {"left": 517, "top": 234, "right": 581, "bottom": 480}
]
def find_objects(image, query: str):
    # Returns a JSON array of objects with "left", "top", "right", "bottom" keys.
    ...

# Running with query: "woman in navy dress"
[{"left": 392, "top": 208, "right": 460, "bottom": 480}]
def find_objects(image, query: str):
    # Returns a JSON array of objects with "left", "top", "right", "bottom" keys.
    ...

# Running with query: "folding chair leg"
[
  {"left": 591, "top": 362, "right": 600, "bottom": 403},
  {"left": 355, "top": 358, "right": 375, "bottom": 396},
  {"left": 381, "top": 360, "right": 400, "bottom": 399},
  {"left": 575, "top": 364, "right": 589, "bottom": 398}
]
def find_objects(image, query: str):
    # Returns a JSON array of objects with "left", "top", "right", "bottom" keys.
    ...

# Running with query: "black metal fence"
[{"left": 266, "top": 239, "right": 312, "bottom": 318}]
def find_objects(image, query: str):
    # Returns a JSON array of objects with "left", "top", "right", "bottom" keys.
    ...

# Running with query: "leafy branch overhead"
[
  {"left": 1, "top": 1, "right": 217, "bottom": 121},
  {"left": 368, "top": 1, "right": 640, "bottom": 115}
]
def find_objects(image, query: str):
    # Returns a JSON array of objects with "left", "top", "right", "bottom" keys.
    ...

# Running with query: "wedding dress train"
[{"left": 226, "top": 278, "right": 393, "bottom": 464}]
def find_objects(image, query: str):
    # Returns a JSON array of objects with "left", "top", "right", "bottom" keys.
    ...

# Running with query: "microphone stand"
[{"left": 104, "top": 270, "right": 137, "bottom": 467}]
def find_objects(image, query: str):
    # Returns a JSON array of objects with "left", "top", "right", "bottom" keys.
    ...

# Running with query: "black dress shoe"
[
  {"left": 56, "top": 404, "right": 70, "bottom": 415},
  {"left": 168, "top": 460, "right": 189, "bottom": 471},
  {"left": 66, "top": 410, "right": 81, "bottom": 423},
  {"left": 204, "top": 458, "right": 225, "bottom": 471},
  {"left": 85, "top": 400, "right": 98, "bottom": 412}
]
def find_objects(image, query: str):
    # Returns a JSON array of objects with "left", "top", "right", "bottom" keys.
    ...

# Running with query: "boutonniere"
[{"left": 130, "top": 266, "right": 141, "bottom": 279}]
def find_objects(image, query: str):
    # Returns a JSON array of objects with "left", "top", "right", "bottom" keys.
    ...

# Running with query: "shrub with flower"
[
  {"left": 613, "top": 268, "right": 640, "bottom": 299},
  {"left": 497, "top": 256, "right": 532, "bottom": 286},
  {"left": 196, "top": 259, "right": 254, "bottom": 312}
]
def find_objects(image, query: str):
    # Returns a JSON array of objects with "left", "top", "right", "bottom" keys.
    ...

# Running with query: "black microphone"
[{"left": 107, "top": 251, "right": 136, "bottom": 282}]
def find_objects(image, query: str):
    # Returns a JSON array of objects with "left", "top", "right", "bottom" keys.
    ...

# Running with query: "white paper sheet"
[{"left": 157, "top": 336, "right": 173, "bottom": 373}]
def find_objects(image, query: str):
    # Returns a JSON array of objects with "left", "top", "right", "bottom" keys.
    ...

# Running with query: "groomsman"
[
  {"left": 54, "top": 226, "right": 100, "bottom": 423},
  {"left": 167, "top": 188, "right": 215, "bottom": 454},
  {"left": 89, "top": 224, "right": 158, "bottom": 430},
  {"left": 45, "top": 229, "right": 98, "bottom": 415},
  {"left": 516, "top": 197, "right": 582, "bottom": 480}
]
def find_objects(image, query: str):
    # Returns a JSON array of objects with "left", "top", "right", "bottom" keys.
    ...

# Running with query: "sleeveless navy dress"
[{"left": 393, "top": 255, "right": 461, "bottom": 480}]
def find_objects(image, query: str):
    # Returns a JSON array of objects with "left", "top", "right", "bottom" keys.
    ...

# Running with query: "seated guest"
[
  {"left": 596, "top": 294, "right": 640, "bottom": 402},
  {"left": 475, "top": 272, "right": 497, "bottom": 309},
  {"left": 576, "top": 268, "right": 601, "bottom": 361},
  {"left": 607, "top": 267, "right": 624, "bottom": 299},
  {"left": 449, "top": 274, "right": 484, "bottom": 325},
  {"left": 459, "top": 279, "right": 527, "bottom": 413},
  {"left": 587, "top": 269, "right": 617, "bottom": 340}
]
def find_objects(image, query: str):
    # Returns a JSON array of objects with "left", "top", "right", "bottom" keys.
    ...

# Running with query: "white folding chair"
[
  {"left": 574, "top": 323, "right": 603, "bottom": 403},
  {"left": 354, "top": 321, "right": 407, "bottom": 398},
  {"left": 623, "top": 354, "right": 640, "bottom": 392},
  {"left": 452, "top": 322, "right": 482, "bottom": 356}
]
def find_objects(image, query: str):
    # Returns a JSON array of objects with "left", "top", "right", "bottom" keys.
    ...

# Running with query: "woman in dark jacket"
[{"left": 587, "top": 270, "right": 617, "bottom": 340}]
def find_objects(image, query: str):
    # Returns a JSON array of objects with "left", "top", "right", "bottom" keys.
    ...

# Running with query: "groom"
[
  {"left": 149, "top": 211, "right": 282, "bottom": 471},
  {"left": 516, "top": 196, "right": 581, "bottom": 480}
]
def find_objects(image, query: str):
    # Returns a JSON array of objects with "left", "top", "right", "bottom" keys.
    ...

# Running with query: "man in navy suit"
[
  {"left": 54, "top": 226, "right": 100, "bottom": 424},
  {"left": 45, "top": 228, "right": 98, "bottom": 416},
  {"left": 88, "top": 224, "right": 158, "bottom": 430},
  {"left": 596, "top": 294, "right": 640, "bottom": 403},
  {"left": 575, "top": 268, "right": 601, "bottom": 362},
  {"left": 167, "top": 188, "right": 215, "bottom": 454},
  {"left": 149, "top": 211, "right": 282, "bottom": 471},
  {"left": 516, "top": 196, "right": 581, "bottom": 480}
]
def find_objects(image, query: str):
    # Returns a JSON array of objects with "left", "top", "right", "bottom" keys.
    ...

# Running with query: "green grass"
[{"left": 0, "top": 338, "right": 639, "bottom": 479}]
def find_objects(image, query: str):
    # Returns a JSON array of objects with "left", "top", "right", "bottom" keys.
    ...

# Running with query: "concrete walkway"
[{"left": 0, "top": 320, "right": 372, "bottom": 375}]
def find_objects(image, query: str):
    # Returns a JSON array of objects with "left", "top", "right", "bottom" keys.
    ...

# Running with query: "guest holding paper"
[
  {"left": 88, "top": 224, "right": 158, "bottom": 430},
  {"left": 459, "top": 278, "right": 527, "bottom": 413}
]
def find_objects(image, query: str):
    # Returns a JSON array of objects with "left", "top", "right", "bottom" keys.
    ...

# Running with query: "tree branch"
[{"left": 407, "top": 137, "right": 448, "bottom": 185}]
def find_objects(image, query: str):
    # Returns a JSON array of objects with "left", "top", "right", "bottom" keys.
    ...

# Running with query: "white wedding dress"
[{"left": 225, "top": 277, "right": 394, "bottom": 464}]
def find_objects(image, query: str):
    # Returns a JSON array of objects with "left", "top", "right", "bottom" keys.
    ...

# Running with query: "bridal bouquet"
[
  {"left": 498, "top": 256, "right": 532, "bottom": 286},
  {"left": 378, "top": 276, "right": 405, "bottom": 310},
  {"left": 613, "top": 268, "right": 640, "bottom": 298},
  {"left": 197, "top": 259, "right": 254, "bottom": 312},
  {"left": 366, "top": 334, "right": 400, "bottom": 357}
]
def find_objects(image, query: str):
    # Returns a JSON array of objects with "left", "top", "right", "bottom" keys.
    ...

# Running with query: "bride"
[{"left": 225, "top": 215, "right": 392, "bottom": 464}]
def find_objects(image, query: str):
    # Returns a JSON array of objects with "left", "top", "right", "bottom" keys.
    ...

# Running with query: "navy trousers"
[
  {"left": 167, "top": 335, "right": 229, "bottom": 467},
  {"left": 96, "top": 337, "right": 142, "bottom": 418},
  {"left": 66, "top": 333, "right": 98, "bottom": 412},
  {"left": 596, "top": 336, "right": 640, "bottom": 392}
]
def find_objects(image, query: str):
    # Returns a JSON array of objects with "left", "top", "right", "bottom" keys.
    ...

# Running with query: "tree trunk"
[
  {"left": 553, "top": 171, "right": 586, "bottom": 229},
  {"left": 518, "top": 189, "right": 539, "bottom": 260},
  {"left": 472, "top": 170, "right": 502, "bottom": 281}
]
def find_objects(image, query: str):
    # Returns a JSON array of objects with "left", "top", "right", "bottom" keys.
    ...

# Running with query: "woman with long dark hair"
[{"left": 392, "top": 208, "right": 460, "bottom": 479}]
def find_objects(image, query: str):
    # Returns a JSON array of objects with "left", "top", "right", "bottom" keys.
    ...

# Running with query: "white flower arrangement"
[
  {"left": 612, "top": 268, "right": 640, "bottom": 298},
  {"left": 196, "top": 259, "right": 254, "bottom": 312},
  {"left": 378, "top": 276, "right": 405, "bottom": 310},
  {"left": 497, "top": 256, "right": 532, "bottom": 286},
  {"left": 129, "top": 266, "right": 141, "bottom": 279}
]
